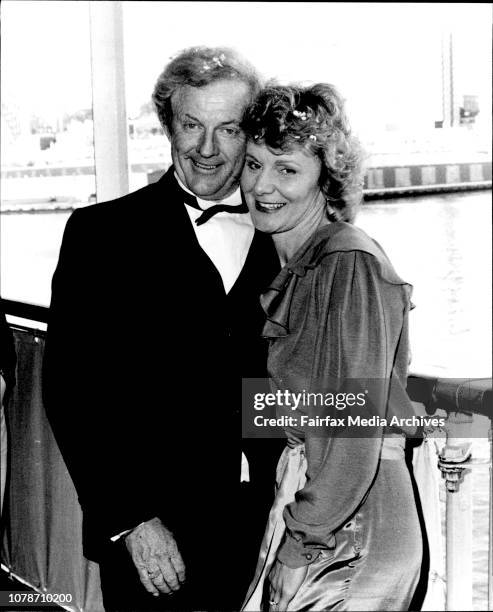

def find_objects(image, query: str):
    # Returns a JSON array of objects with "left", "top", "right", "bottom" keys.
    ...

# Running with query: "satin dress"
[{"left": 242, "top": 222, "right": 423, "bottom": 611}]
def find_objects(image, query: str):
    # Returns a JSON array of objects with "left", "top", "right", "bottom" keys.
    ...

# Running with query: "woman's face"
[{"left": 241, "top": 140, "right": 326, "bottom": 234}]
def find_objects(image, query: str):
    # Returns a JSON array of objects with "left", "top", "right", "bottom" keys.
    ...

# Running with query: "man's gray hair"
[{"left": 152, "top": 46, "right": 262, "bottom": 134}]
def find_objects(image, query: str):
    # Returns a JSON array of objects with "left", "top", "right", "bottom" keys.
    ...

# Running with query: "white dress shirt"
[{"left": 176, "top": 174, "right": 255, "bottom": 295}]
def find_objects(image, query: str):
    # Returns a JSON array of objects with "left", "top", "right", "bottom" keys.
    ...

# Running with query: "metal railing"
[
  {"left": 408, "top": 375, "right": 492, "bottom": 610},
  {"left": 1, "top": 299, "right": 49, "bottom": 325}
]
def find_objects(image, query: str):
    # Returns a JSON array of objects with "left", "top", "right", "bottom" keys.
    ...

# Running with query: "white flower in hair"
[
  {"left": 293, "top": 109, "right": 309, "bottom": 121},
  {"left": 212, "top": 55, "right": 224, "bottom": 67}
]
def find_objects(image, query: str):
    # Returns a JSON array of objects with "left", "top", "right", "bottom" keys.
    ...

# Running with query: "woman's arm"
[{"left": 276, "top": 249, "right": 410, "bottom": 568}]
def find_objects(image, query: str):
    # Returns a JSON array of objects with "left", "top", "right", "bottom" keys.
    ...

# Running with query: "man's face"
[{"left": 170, "top": 79, "right": 251, "bottom": 201}]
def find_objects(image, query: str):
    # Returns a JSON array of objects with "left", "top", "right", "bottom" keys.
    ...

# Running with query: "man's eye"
[
  {"left": 183, "top": 122, "right": 200, "bottom": 131},
  {"left": 221, "top": 127, "right": 239, "bottom": 136}
]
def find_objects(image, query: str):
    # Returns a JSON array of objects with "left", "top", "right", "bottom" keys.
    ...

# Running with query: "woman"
[{"left": 240, "top": 84, "right": 422, "bottom": 611}]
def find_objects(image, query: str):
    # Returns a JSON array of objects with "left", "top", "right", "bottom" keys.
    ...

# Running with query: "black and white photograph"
[{"left": 0, "top": 2, "right": 491, "bottom": 611}]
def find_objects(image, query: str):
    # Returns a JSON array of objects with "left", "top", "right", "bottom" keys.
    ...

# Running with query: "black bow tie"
[{"left": 180, "top": 188, "right": 249, "bottom": 226}]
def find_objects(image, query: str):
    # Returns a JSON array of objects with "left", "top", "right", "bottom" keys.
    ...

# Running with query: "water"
[{"left": 356, "top": 191, "right": 491, "bottom": 378}]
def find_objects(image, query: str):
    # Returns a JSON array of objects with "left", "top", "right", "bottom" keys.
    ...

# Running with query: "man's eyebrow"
[
  {"left": 179, "top": 115, "right": 239, "bottom": 127},
  {"left": 181, "top": 113, "right": 202, "bottom": 123},
  {"left": 218, "top": 119, "right": 240, "bottom": 126}
]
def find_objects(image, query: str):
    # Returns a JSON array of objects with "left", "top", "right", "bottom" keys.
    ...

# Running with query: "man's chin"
[{"left": 188, "top": 176, "right": 233, "bottom": 201}]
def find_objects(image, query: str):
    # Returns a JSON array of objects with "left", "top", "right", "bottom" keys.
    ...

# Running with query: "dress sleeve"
[{"left": 277, "top": 249, "right": 408, "bottom": 568}]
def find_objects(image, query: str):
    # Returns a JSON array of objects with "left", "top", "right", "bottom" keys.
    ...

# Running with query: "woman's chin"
[
  {"left": 248, "top": 210, "right": 282, "bottom": 234},
  {"left": 251, "top": 219, "right": 281, "bottom": 234}
]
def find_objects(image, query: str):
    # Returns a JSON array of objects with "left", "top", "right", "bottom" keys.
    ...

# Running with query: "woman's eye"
[
  {"left": 280, "top": 167, "right": 296, "bottom": 175},
  {"left": 246, "top": 160, "right": 261, "bottom": 171}
]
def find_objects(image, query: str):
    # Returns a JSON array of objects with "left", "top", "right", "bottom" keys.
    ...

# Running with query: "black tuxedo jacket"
[{"left": 42, "top": 168, "right": 282, "bottom": 562}]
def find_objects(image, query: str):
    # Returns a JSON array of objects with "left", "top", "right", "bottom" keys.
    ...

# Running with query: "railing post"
[{"left": 438, "top": 411, "right": 473, "bottom": 611}]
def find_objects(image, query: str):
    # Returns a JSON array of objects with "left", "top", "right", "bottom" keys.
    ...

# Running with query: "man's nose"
[
  {"left": 197, "top": 130, "right": 219, "bottom": 158},
  {"left": 254, "top": 170, "right": 275, "bottom": 196}
]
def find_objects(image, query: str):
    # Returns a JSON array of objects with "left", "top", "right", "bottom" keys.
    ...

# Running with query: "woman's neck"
[{"left": 273, "top": 209, "right": 330, "bottom": 266}]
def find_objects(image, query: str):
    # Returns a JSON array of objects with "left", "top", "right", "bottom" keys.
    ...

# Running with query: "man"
[{"left": 42, "top": 47, "right": 281, "bottom": 611}]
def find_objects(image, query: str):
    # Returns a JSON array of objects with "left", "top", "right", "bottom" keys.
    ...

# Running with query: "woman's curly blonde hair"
[{"left": 241, "top": 83, "right": 365, "bottom": 222}]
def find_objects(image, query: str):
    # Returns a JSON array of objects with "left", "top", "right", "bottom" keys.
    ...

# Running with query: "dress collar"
[{"left": 260, "top": 222, "right": 410, "bottom": 338}]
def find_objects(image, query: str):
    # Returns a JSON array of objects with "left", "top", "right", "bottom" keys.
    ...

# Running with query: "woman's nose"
[
  {"left": 254, "top": 171, "right": 275, "bottom": 196},
  {"left": 197, "top": 130, "right": 218, "bottom": 158}
]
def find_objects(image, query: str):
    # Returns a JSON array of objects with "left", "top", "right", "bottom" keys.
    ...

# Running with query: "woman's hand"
[{"left": 267, "top": 558, "right": 308, "bottom": 611}]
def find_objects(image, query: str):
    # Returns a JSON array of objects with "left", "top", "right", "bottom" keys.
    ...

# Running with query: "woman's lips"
[{"left": 255, "top": 201, "right": 287, "bottom": 213}]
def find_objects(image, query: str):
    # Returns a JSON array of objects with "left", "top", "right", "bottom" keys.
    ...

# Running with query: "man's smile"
[{"left": 190, "top": 159, "right": 222, "bottom": 172}]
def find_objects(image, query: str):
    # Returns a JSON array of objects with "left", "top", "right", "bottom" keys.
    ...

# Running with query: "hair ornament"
[
  {"left": 212, "top": 54, "right": 226, "bottom": 67},
  {"left": 200, "top": 52, "right": 228, "bottom": 73},
  {"left": 293, "top": 109, "right": 309, "bottom": 121}
]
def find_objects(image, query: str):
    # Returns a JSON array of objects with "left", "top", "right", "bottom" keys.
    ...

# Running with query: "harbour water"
[{"left": 356, "top": 190, "right": 491, "bottom": 379}]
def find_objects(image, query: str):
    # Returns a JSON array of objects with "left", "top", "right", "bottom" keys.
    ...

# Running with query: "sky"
[{"left": 1, "top": 1, "right": 491, "bottom": 134}]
